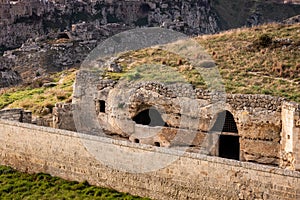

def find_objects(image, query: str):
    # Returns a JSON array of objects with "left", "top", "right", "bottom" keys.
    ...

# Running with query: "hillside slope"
[
  {"left": 0, "top": 23, "right": 299, "bottom": 116},
  {"left": 108, "top": 23, "right": 300, "bottom": 102},
  {"left": 1, "top": 0, "right": 300, "bottom": 54},
  {"left": 197, "top": 23, "right": 300, "bottom": 101}
]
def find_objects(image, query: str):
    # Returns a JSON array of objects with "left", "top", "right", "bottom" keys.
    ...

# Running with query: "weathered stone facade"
[
  {"left": 53, "top": 102, "right": 76, "bottom": 131},
  {"left": 280, "top": 101, "right": 300, "bottom": 170},
  {"left": 56, "top": 70, "right": 300, "bottom": 171},
  {"left": 0, "top": 108, "right": 32, "bottom": 123}
]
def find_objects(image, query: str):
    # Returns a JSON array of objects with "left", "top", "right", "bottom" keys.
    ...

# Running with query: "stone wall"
[
  {"left": 87, "top": 79, "right": 287, "bottom": 166},
  {"left": 53, "top": 102, "right": 76, "bottom": 131},
  {"left": 0, "top": 119, "right": 299, "bottom": 200},
  {"left": 94, "top": 80, "right": 284, "bottom": 110},
  {"left": 54, "top": 73, "right": 300, "bottom": 169},
  {"left": 0, "top": 108, "right": 32, "bottom": 123},
  {"left": 280, "top": 101, "right": 300, "bottom": 170}
]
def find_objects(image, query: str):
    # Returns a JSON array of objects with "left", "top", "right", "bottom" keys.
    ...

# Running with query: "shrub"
[{"left": 258, "top": 34, "right": 273, "bottom": 48}]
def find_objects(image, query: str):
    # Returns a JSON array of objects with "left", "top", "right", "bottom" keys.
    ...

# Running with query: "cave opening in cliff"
[
  {"left": 140, "top": 3, "right": 151, "bottom": 13},
  {"left": 132, "top": 108, "right": 167, "bottom": 127},
  {"left": 218, "top": 135, "right": 240, "bottom": 160},
  {"left": 211, "top": 110, "right": 238, "bottom": 133},
  {"left": 57, "top": 32, "right": 70, "bottom": 39}
]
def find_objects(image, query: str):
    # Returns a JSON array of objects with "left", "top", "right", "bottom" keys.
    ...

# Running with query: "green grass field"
[{"left": 0, "top": 165, "right": 149, "bottom": 200}]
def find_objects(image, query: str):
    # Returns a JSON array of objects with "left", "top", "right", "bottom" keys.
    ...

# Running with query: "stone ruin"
[
  {"left": 0, "top": 67, "right": 299, "bottom": 171},
  {"left": 0, "top": 108, "right": 32, "bottom": 123},
  {"left": 0, "top": 108, "right": 55, "bottom": 127},
  {"left": 50, "top": 70, "right": 300, "bottom": 171}
]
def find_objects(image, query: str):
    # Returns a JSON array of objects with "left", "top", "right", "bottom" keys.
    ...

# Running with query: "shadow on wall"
[{"left": 132, "top": 107, "right": 169, "bottom": 127}]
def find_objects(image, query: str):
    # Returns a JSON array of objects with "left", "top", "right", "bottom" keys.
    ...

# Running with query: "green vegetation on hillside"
[
  {"left": 0, "top": 69, "right": 75, "bottom": 115},
  {"left": 197, "top": 23, "right": 300, "bottom": 102},
  {"left": 0, "top": 165, "right": 149, "bottom": 200},
  {"left": 105, "top": 23, "right": 300, "bottom": 102},
  {"left": 0, "top": 23, "right": 299, "bottom": 116}
]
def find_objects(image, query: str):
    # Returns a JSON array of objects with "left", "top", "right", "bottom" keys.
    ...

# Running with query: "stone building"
[
  {"left": 0, "top": 0, "right": 47, "bottom": 25},
  {"left": 51, "top": 69, "right": 300, "bottom": 171}
]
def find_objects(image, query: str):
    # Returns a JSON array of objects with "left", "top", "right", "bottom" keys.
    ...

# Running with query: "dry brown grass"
[
  {"left": 108, "top": 23, "right": 300, "bottom": 102},
  {"left": 1, "top": 23, "right": 299, "bottom": 116},
  {"left": 0, "top": 69, "right": 75, "bottom": 116},
  {"left": 196, "top": 23, "right": 300, "bottom": 102}
]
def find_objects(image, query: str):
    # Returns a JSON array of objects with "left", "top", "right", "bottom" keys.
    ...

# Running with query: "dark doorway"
[
  {"left": 57, "top": 32, "right": 70, "bottom": 39},
  {"left": 219, "top": 135, "right": 240, "bottom": 160},
  {"left": 211, "top": 111, "right": 238, "bottom": 133},
  {"left": 132, "top": 108, "right": 167, "bottom": 127}
]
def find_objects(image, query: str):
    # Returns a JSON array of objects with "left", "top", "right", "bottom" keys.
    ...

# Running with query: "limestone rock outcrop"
[
  {"left": 0, "top": 0, "right": 219, "bottom": 51},
  {"left": 0, "top": 57, "right": 21, "bottom": 88},
  {"left": 0, "top": 22, "right": 131, "bottom": 86}
]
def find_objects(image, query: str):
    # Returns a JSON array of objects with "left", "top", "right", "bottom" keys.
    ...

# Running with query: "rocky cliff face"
[
  {"left": 0, "top": 0, "right": 219, "bottom": 51},
  {"left": 0, "top": 0, "right": 220, "bottom": 86},
  {"left": 0, "top": 0, "right": 300, "bottom": 87},
  {"left": 0, "top": 57, "right": 21, "bottom": 88},
  {"left": 1, "top": 0, "right": 300, "bottom": 51},
  {"left": 92, "top": 0, "right": 219, "bottom": 34},
  {"left": 212, "top": 0, "right": 300, "bottom": 29},
  {"left": 0, "top": 20, "right": 43, "bottom": 51},
  {"left": 0, "top": 22, "right": 131, "bottom": 84}
]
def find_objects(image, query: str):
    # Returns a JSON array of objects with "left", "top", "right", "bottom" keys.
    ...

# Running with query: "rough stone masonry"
[
  {"left": 61, "top": 70, "right": 300, "bottom": 171},
  {"left": 0, "top": 120, "right": 299, "bottom": 200}
]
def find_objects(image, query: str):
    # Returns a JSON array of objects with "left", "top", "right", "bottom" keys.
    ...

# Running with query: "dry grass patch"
[{"left": 0, "top": 69, "right": 76, "bottom": 116}]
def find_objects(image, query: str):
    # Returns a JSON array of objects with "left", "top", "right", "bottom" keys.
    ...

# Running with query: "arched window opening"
[
  {"left": 132, "top": 108, "right": 167, "bottom": 127},
  {"left": 211, "top": 110, "right": 238, "bottom": 133},
  {"left": 134, "top": 138, "right": 140, "bottom": 143},
  {"left": 154, "top": 142, "right": 161, "bottom": 147}
]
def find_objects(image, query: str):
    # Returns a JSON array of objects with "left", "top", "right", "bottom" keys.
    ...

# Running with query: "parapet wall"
[
  {"left": 0, "top": 119, "right": 299, "bottom": 199},
  {"left": 0, "top": 108, "right": 32, "bottom": 123},
  {"left": 96, "top": 80, "right": 285, "bottom": 111}
]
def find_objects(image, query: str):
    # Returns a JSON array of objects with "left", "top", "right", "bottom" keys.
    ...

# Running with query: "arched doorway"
[
  {"left": 211, "top": 111, "right": 238, "bottom": 133},
  {"left": 132, "top": 108, "right": 167, "bottom": 127},
  {"left": 211, "top": 110, "right": 240, "bottom": 160}
]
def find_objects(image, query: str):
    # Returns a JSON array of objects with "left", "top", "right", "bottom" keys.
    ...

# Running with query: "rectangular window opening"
[{"left": 99, "top": 100, "right": 106, "bottom": 113}]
